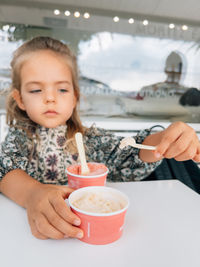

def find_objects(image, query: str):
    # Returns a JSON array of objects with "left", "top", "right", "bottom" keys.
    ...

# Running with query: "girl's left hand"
[{"left": 155, "top": 122, "right": 200, "bottom": 162}]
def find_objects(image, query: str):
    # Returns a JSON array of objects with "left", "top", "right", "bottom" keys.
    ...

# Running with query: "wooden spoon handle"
[
  {"left": 75, "top": 132, "right": 90, "bottom": 175},
  {"left": 120, "top": 137, "right": 156, "bottom": 150},
  {"left": 133, "top": 143, "right": 156, "bottom": 150}
]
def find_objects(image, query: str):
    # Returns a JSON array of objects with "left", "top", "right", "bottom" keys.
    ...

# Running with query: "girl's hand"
[
  {"left": 155, "top": 121, "right": 200, "bottom": 162},
  {"left": 25, "top": 183, "right": 83, "bottom": 240}
]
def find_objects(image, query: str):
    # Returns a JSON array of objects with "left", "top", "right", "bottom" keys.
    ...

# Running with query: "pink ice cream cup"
[
  {"left": 68, "top": 186, "right": 129, "bottom": 245},
  {"left": 66, "top": 162, "right": 109, "bottom": 189}
]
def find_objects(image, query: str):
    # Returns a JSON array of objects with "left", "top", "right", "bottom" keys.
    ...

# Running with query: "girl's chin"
[
  {"left": 30, "top": 117, "right": 67, "bottom": 128},
  {"left": 36, "top": 122, "right": 67, "bottom": 128}
]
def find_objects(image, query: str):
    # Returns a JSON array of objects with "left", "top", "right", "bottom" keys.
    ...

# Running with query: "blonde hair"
[{"left": 6, "top": 36, "right": 85, "bottom": 152}]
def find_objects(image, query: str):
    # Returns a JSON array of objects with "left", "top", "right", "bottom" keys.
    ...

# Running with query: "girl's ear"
[{"left": 12, "top": 89, "right": 26, "bottom": 111}]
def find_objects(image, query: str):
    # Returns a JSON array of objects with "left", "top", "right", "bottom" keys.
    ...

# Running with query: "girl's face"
[{"left": 13, "top": 50, "right": 77, "bottom": 128}]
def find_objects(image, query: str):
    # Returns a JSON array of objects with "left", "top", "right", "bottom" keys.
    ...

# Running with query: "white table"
[{"left": 1, "top": 180, "right": 200, "bottom": 267}]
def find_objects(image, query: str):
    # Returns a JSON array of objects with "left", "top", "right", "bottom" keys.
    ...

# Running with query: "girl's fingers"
[
  {"left": 54, "top": 185, "right": 74, "bottom": 199},
  {"left": 43, "top": 202, "right": 83, "bottom": 239},
  {"left": 35, "top": 213, "right": 64, "bottom": 240},
  {"left": 162, "top": 131, "right": 192, "bottom": 159},
  {"left": 155, "top": 127, "right": 183, "bottom": 156},
  {"left": 27, "top": 213, "right": 48, "bottom": 240},
  {"left": 193, "top": 144, "right": 200, "bottom": 162},
  {"left": 26, "top": 185, "right": 83, "bottom": 240},
  {"left": 193, "top": 154, "right": 200, "bottom": 162},
  {"left": 155, "top": 122, "right": 197, "bottom": 158},
  {"left": 173, "top": 141, "right": 197, "bottom": 161},
  {"left": 49, "top": 194, "right": 81, "bottom": 227},
  {"left": 46, "top": 185, "right": 74, "bottom": 199}
]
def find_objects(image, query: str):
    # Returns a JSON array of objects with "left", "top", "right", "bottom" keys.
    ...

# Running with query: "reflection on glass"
[{"left": 0, "top": 22, "right": 199, "bottom": 123}]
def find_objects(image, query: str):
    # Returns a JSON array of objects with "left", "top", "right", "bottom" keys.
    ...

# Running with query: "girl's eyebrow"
[
  {"left": 25, "top": 81, "right": 72, "bottom": 86},
  {"left": 25, "top": 81, "right": 41, "bottom": 86},
  {"left": 56, "top": 81, "right": 72, "bottom": 85}
]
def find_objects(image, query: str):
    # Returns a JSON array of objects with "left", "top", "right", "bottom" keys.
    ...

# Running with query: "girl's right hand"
[{"left": 25, "top": 183, "right": 83, "bottom": 240}]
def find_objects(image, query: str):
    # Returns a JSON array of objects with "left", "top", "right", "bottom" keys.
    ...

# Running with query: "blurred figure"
[
  {"left": 121, "top": 51, "right": 190, "bottom": 117},
  {"left": 140, "top": 51, "right": 189, "bottom": 98}
]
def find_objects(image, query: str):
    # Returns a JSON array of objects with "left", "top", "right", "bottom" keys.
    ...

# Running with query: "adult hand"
[{"left": 25, "top": 183, "right": 83, "bottom": 240}]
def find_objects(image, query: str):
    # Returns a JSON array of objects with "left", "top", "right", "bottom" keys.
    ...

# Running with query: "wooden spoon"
[
  {"left": 119, "top": 137, "right": 156, "bottom": 150},
  {"left": 75, "top": 132, "right": 90, "bottom": 175}
]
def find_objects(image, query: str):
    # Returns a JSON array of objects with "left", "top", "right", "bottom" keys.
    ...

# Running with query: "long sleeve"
[
  {"left": 0, "top": 127, "right": 29, "bottom": 181},
  {"left": 84, "top": 126, "right": 162, "bottom": 182}
]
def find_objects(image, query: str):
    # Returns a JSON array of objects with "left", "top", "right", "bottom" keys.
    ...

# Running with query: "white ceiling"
[
  {"left": 0, "top": 0, "right": 200, "bottom": 26},
  {"left": 38, "top": 0, "right": 200, "bottom": 22}
]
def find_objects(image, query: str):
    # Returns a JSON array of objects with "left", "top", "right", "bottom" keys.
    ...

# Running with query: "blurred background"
[{"left": 0, "top": 0, "right": 200, "bottom": 139}]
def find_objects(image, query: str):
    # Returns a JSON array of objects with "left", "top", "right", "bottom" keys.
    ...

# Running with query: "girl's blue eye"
[
  {"left": 30, "top": 89, "right": 41, "bottom": 93},
  {"left": 59, "top": 89, "right": 68, "bottom": 93}
]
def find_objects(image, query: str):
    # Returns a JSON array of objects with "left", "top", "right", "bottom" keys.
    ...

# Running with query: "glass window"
[{"left": 0, "top": 17, "right": 200, "bottom": 123}]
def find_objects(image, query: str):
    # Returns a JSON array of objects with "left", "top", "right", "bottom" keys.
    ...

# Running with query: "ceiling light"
[
  {"left": 74, "top": 11, "right": 80, "bottom": 18},
  {"left": 83, "top": 12, "right": 90, "bottom": 19},
  {"left": 113, "top": 16, "right": 119, "bottom": 22},
  {"left": 143, "top": 20, "right": 148, "bottom": 26},
  {"left": 128, "top": 18, "right": 134, "bottom": 24},
  {"left": 2, "top": 25, "right": 10, "bottom": 31},
  {"left": 64, "top": 10, "right": 70, "bottom": 16},
  {"left": 182, "top": 25, "right": 188, "bottom": 31},
  {"left": 54, "top": 9, "right": 60, "bottom": 15},
  {"left": 169, "top": 23, "right": 175, "bottom": 29}
]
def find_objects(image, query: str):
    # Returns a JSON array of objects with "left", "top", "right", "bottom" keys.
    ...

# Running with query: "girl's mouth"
[{"left": 44, "top": 110, "right": 58, "bottom": 115}]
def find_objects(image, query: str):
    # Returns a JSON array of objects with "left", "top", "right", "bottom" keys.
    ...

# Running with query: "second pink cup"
[
  {"left": 68, "top": 186, "right": 129, "bottom": 245},
  {"left": 66, "top": 162, "right": 109, "bottom": 189}
]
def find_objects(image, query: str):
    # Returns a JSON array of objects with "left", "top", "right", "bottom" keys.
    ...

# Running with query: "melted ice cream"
[{"left": 72, "top": 192, "right": 125, "bottom": 213}]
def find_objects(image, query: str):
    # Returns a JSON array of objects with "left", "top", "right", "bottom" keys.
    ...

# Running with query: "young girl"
[{"left": 0, "top": 36, "right": 199, "bottom": 241}]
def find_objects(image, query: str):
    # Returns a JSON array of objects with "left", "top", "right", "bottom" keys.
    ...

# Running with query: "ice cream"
[
  {"left": 68, "top": 186, "right": 129, "bottom": 244},
  {"left": 72, "top": 191, "right": 125, "bottom": 213},
  {"left": 69, "top": 162, "right": 107, "bottom": 176}
]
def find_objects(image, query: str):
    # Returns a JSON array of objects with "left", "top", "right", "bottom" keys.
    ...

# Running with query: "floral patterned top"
[{"left": 0, "top": 124, "right": 161, "bottom": 184}]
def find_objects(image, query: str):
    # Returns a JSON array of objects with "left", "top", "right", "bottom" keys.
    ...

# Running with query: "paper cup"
[
  {"left": 66, "top": 162, "right": 108, "bottom": 189},
  {"left": 68, "top": 186, "right": 129, "bottom": 245}
]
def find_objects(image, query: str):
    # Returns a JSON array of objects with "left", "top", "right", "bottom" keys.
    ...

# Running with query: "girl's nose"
[{"left": 43, "top": 89, "right": 57, "bottom": 103}]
